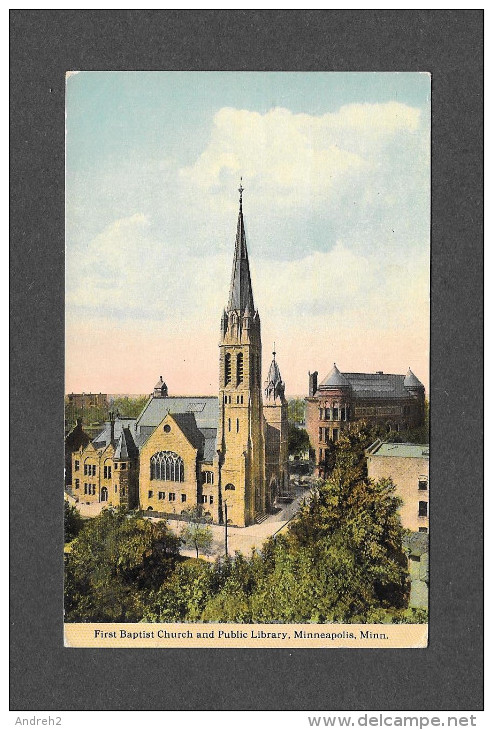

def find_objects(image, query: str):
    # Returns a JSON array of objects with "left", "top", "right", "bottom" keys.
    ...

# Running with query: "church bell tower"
[{"left": 217, "top": 182, "right": 266, "bottom": 527}]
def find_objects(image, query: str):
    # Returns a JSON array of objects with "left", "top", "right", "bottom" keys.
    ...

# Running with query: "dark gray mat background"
[{"left": 10, "top": 10, "right": 483, "bottom": 711}]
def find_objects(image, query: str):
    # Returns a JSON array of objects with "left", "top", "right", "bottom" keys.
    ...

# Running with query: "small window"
[
  {"left": 148, "top": 490, "right": 153, "bottom": 498},
  {"left": 418, "top": 527, "right": 428, "bottom": 533},
  {"left": 114, "top": 463, "right": 118, "bottom": 470},
  {"left": 210, "top": 495, "right": 214, "bottom": 504},
  {"left": 169, "top": 493, "right": 176, "bottom": 502},
  {"left": 319, "top": 449, "right": 323, "bottom": 462},
  {"left": 332, "top": 428, "right": 339, "bottom": 442},
  {"left": 158, "top": 491, "right": 165, "bottom": 500},
  {"left": 228, "top": 418, "right": 231, "bottom": 432},
  {"left": 225, "top": 353, "right": 231, "bottom": 385},
  {"left": 241, "top": 395, "right": 244, "bottom": 404},
  {"left": 74, "top": 479, "right": 79, "bottom": 489},
  {"left": 418, "top": 479, "right": 428, "bottom": 491},
  {"left": 74, "top": 460, "right": 80, "bottom": 471},
  {"left": 114, "top": 485, "right": 118, "bottom": 493},
  {"left": 224, "top": 394, "right": 228, "bottom": 404},
  {"left": 181, "top": 494, "right": 186, "bottom": 502},
  {"left": 237, "top": 353, "right": 244, "bottom": 385},
  {"left": 104, "top": 465, "right": 112, "bottom": 479},
  {"left": 325, "top": 408, "right": 331, "bottom": 420},
  {"left": 236, "top": 418, "right": 239, "bottom": 433},
  {"left": 84, "top": 483, "right": 87, "bottom": 494},
  {"left": 319, "top": 427, "right": 322, "bottom": 442},
  {"left": 121, "top": 487, "right": 125, "bottom": 497},
  {"left": 121, "top": 462, "right": 126, "bottom": 470},
  {"left": 163, "top": 424, "right": 171, "bottom": 433},
  {"left": 225, "top": 483, "right": 235, "bottom": 491},
  {"left": 418, "top": 501, "right": 428, "bottom": 517},
  {"left": 83, "top": 464, "right": 88, "bottom": 476},
  {"left": 319, "top": 408, "right": 324, "bottom": 420},
  {"left": 333, "top": 408, "right": 339, "bottom": 421}
]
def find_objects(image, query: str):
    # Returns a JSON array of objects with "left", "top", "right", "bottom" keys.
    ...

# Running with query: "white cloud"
[
  {"left": 66, "top": 100, "right": 429, "bottom": 391},
  {"left": 178, "top": 103, "right": 424, "bottom": 215}
]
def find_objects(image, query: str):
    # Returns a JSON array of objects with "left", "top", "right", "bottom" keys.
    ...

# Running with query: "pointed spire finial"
[
  {"left": 238, "top": 177, "right": 244, "bottom": 209},
  {"left": 273, "top": 342, "right": 276, "bottom": 359}
]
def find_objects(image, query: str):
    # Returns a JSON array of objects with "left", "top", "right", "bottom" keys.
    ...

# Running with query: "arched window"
[
  {"left": 150, "top": 451, "right": 185, "bottom": 482},
  {"left": 225, "top": 353, "right": 231, "bottom": 385},
  {"left": 225, "top": 483, "right": 235, "bottom": 491},
  {"left": 100, "top": 487, "right": 108, "bottom": 502},
  {"left": 237, "top": 353, "right": 243, "bottom": 385}
]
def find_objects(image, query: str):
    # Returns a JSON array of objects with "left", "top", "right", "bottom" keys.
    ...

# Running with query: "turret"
[
  {"left": 153, "top": 376, "right": 168, "bottom": 398},
  {"left": 264, "top": 348, "right": 286, "bottom": 403}
]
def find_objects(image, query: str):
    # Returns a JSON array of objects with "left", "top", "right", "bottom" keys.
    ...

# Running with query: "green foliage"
[
  {"left": 287, "top": 398, "right": 305, "bottom": 424},
  {"left": 110, "top": 395, "right": 149, "bottom": 419},
  {"left": 179, "top": 505, "right": 214, "bottom": 559},
  {"left": 64, "top": 509, "right": 180, "bottom": 622},
  {"left": 67, "top": 427, "right": 416, "bottom": 625},
  {"left": 64, "top": 500, "right": 84, "bottom": 543},
  {"left": 288, "top": 423, "right": 310, "bottom": 457},
  {"left": 180, "top": 523, "right": 214, "bottom": 559}
]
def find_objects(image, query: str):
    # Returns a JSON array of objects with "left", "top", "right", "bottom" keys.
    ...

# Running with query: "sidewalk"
[{"left": 165, "top": 484, "right": 314, "bottom": 560}]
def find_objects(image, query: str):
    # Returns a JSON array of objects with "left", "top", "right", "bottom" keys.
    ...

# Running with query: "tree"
[
  {"left": 287, "top": 398, "right": 305, "bottom": 424},
  {"left": 180, "top": 506, "right": 214, "bottom": 559},
  {"left": 110, "top": 395, "right": 149, "bottom": 419},
  {"left": 288, "top": 422, "right": 310, "bottom": 458},
  {"left": 64, "top": 508, "right": 180, "bottom": 622},
  {"left": 64, "top": 500, "right": 84, "bottom": 543}
]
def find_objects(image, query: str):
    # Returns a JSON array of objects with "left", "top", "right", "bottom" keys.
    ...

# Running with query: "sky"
[{"left": 66, "top": 72, "right": 430, "bottom": 397}]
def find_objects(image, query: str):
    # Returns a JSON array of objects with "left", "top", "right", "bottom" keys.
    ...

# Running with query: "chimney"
[{"left": 308, "top": 371, "right": 318, "bottom": 397}]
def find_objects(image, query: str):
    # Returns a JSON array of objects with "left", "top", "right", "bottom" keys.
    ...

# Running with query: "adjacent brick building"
[
  {"left": 305, "top": 363, "right": 425, "bottom": 476},
  {"left": 366, "top": 439, "right": 429, "bottom": 533}
]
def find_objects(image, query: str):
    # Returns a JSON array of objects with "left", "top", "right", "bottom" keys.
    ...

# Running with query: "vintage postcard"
[{"left": 64, "top": 71, "right": 430, "bottom": 648}]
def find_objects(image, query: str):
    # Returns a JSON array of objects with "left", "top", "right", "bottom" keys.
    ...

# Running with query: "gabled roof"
[
  {"left": 92, "top": 417, "right": 136, "bottom": 450},
  {"left": 114, "top": 427, "right": 139, "bottom": 460},
  {"left": 227, "top": 191, "right": 255, "bottom": 314},
  {"left": 136, "top": 396, "right": 219, "bottom": 431},
  {"left": 169, "top": 412, "right": 205, "bottom": 452}
]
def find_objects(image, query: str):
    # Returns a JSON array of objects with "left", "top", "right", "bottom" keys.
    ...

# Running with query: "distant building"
[
  {"left": 68, "top": 186, "right": 289, "bottom": 527},
  {"left": 366, "top": 439, "right": 429, "bottom": 533},
  {"left": 305, "top": 363, "right": 425, "bottom": 475},
  {"left": 66, "top": 392, "right": 108, "bottom": 409}
]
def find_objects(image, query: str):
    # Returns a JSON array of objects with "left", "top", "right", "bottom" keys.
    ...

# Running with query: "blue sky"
[{"left": 66, "top": 71, "right": 430, "bottom": 395}]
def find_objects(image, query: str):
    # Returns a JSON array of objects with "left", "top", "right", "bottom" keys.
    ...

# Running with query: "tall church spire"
[{"left": 227, "top": 180, "right": 255, "bottom": 314}]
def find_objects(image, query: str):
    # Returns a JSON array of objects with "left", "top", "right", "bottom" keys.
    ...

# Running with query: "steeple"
[
  {"left": 264, "top": 346, "right": 286, "bottom": 402},
  {"left": 227, "top": 179, "right": 255, "bottom": 314}
]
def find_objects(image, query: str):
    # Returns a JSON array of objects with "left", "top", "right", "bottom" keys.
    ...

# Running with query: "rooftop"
[{"left": 366, "top": 440, "right": 429, "bottom": 459}]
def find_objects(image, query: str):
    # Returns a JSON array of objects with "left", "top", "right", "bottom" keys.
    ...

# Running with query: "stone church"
[{"left": 70, "top": 187, "right": 289, "bottom": 527}]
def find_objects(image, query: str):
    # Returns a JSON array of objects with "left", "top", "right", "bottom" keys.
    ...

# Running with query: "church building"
[{"left": 70, "top": 186, "right": 289, "bottom": 527}]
